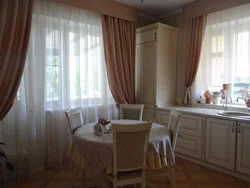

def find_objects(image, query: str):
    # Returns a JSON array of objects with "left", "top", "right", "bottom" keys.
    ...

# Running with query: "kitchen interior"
[
  {"left": 1, "top": 0, "right": 250, "bottom": 187},
  {"left": 132, "top": 0, "right": 250, "bottom": 184}
]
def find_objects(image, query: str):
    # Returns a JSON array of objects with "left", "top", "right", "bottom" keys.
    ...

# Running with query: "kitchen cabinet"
[
  {"left": 153, "top": 107, "right": 250, "bottom": 181},
  {"left": 136, "top": 23, "right": 178, "bottom": 109},
  {"left": 142, "top": 108, "right": 157, "bottom": 123},
  {"left": 206, "top": 118, "right": 236, "bottom": 170},
  {"left": 158, "top": 110, "right": 203, "bottom": 159},
  {"left": 236, "top": 122, "right": 250, "bottom": 176}
]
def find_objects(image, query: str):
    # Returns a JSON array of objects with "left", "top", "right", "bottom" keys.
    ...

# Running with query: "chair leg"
[
  {"left": 82, "top": 169, "right": 86, "bottom": 188},
  {"left": 100, "top": 172, "right": 104, "bottom": 188},
  {"left": 141, "top": 181, "right": 146, "bottom": 188},
  {"left": 71, "top": 161, "right": 75, "bottom": 188},
  {"left": 141, "top": 171, "right": 146, "bottom": 188},
  {"left": 167, "top": 166, "right": 171, "bottom": 183},
  {"left": 170, "top": 167, "right": 175, "bottom": 188},
  {"left": 113, "top": 180, "right": 117, "bottom": 188}
]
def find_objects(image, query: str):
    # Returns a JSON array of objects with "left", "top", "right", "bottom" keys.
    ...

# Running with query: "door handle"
[
  {"left": 238, "top": 124, "right": 241, "bottom": 134},
  {"left": 232, "top": 123, "right": 235, "bottom": 132}
]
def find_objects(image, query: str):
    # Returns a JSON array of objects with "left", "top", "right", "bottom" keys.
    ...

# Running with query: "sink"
[{"left": 218, "top": 111, "right": 250, "bottom": 116}]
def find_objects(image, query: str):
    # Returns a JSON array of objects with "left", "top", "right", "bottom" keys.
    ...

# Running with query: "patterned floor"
[{"left": 6, "top": 157, "right": 250, "bottom": 188}]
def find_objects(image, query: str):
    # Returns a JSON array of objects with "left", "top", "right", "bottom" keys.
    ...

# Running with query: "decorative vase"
[
  {"left": 93, "top": 123, "right": 103, "bottom": 136},
  {"left": 212, "top": 96, "right": 221, "bottom": 104}
]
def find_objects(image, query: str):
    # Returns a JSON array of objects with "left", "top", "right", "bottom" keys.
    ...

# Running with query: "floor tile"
[
  {"left": 196, "top": 184, "right": 218, "bottom": 188},
  {"left": 190, "top": 172, "right": 212, "bottom": 183},
  {"left": 175, "top": 171, "right": 188, "bottom": 182},
  {"left": 5, "top": 157, "right": 250, "bottom": 188}
]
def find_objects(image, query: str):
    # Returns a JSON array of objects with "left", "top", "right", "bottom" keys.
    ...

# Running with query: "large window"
[
  {"left": 194, "top": 3, "right": 250, "bottom": 104},
  {"left": 45, "top": 29, "right": 103, "bottom": 102},
  {"left": 18, "top": 0, "right": 116, "bottom": 111}
]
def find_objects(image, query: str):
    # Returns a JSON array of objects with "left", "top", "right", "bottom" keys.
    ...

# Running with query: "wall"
[
  {"left": 137, "top": 14, "right": 155, "bottom": 28},
  {"left": 160, "top": 0, "right": 250, "bottom": 104},
  {"left": 183, "top": 0, "right": 250, "bottom": 20},
  {"left": 53, "top": 0, "right": 138, "bottom": 23}
]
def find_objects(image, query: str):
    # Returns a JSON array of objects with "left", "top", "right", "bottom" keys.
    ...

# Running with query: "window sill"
[{"left": 189, "top": 103, "right": 250, "bottom": 112}]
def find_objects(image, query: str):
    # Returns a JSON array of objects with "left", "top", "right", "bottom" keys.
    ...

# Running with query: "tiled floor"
[{"left": 6, "top": 157, "right": 250, "bottom": 188}]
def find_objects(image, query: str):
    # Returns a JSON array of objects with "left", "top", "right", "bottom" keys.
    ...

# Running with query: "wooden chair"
[
  {"left": 65, "top": 108, "right": 85, "bottom": 187},
  {"left": 167, "top": 110, "right": 182, "bottom": 151},
  {"left": 102, "top": 122, "right": 152, "bottom": 188},
  {"left": 65, "top": 107, "right": 84, "bottom": 137},
  {"left": 167, "top": 110, "right": 182, "bottom": 188},
  {"left": 119, "top": 104, "right": 144, "bottom": 121},
  {"left": 146, "top": 110, "right": 182, "bottom": 188}
]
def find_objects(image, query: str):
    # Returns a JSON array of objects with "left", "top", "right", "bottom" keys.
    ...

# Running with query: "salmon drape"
[
  {"left": 101, "top": 15, "right": 136, "bottom": 104},
  {"left": 0, "top": 0, "right": 33, "bottom": 120},
  {"left": 183, "top": 15, "right": 207, "bottom": 104}
]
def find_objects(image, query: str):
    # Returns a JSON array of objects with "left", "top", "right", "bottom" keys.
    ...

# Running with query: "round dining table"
[{"left": 67, "top": 119, "right": 175, "bottom": 187}]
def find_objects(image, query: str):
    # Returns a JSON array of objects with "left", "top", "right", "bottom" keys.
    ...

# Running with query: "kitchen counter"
[{"left": 158, "top": 106, "right": 250, "bottom": 122}]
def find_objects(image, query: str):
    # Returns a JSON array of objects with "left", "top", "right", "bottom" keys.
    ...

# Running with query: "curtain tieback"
[{"left": 184, "top": 87, "right": 192, "bottom": 104}]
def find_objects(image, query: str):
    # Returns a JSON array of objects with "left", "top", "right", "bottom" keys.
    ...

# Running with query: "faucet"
[
  {"left": 222, "top": 94, "right": 232, "bottom": 111},
  {"left": 236, "top": 97, "right": 246, "bottom": 102}
]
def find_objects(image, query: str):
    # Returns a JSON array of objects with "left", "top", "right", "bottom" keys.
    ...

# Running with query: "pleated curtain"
[
  {"left": 183, "top": 15, "right": 207, "bottom": 104},
  {"left": 0, "top": 0, "right": 33, "bottom": 120},
  {"left": 101, "top": 15, "right": 136, "bottom": 104}
]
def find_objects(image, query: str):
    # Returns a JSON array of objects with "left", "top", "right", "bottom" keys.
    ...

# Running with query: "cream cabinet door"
[
  {"left": 206, "top": 118, "right": 236, "bottom": 170},
  {"left": 136, "top": 29, "right": 157, "bottom": 44},
  {"left": 158, "top": 111, "right": 203, "bottom": 137},
  {"left": 236, "top": 122, "right": 250, "bottom": 175},
  {"left": 142, "top": 108, "right": 157, "bottom": 123},
  {"left": 175, "top": 134, "right": 202, "bottom": 159},
  {"left": 136, "top": 42, "right": 156, "bottom": 109},
  {"left": 158, "top": 111, "right": 202, "bottom": 159}
]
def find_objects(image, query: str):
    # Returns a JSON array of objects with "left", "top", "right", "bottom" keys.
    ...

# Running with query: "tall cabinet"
[{"left": 135, "top": 23, "right": 178, "bottom": 121}]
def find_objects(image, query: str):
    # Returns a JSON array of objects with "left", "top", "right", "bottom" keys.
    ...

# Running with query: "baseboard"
[{"left": 176, "top": 153, "right": 250, "bottom": 183}]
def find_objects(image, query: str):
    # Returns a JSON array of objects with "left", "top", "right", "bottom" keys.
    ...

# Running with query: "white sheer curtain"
[
  {"left": 193, "top": 3, "right": 250, "bottom": 104},
  {"left": 0, "top": 0, "right": 117, "bottom": 178}
]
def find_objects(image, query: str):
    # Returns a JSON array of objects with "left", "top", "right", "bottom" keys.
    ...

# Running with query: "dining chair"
[
  {"left": 146, "top": 110, "right": 182, "bottom": 188},
  {"left": 119, "top": 104, "right": 144, "bottom": 121},
  {"left": 65, "top": 107, "right": 85, "bottom": 187},
  {"left": 101, "top": 122, "right": 152, "bottom": 188},
  {"left": 167, "top": 110, "right": 182, "bottom": 151},
  {"left": 65, "top": 107, "right": 84, "bottom": 137}
]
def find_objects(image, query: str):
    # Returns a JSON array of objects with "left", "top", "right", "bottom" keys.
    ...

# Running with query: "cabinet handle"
[
  {"left": 153, "top": 111, "right": 155, "bottom": 118},
  {"left": 238, "top": 124, "right": 241, "bottom": 134},
  {"left": 232, "top": 123, "right": 235, "bottom": 132},
  {"left": 178, "top": 134, "right": 182, "bottom": 137},
  {"left": 154, "top": 32, "right": 156, "bottom": 40}
]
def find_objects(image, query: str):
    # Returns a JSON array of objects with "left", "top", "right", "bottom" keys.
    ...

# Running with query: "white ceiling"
[{"left": 114, "top": 0, "right": 196, "bottom": 17}]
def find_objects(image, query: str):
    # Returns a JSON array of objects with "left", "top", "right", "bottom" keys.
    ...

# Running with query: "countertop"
[{"left": 158, "top": 106, "right": 250, "bottom": 122}]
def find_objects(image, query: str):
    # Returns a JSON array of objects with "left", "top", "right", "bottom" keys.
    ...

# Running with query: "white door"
[
  {"left": 136, "top": 41, "right": 157, "bottom": 109},
  {"left": 206, "top": 118, "right": 236, "bottom": 170},
  {"left": 236, "top": 122, "right": 250, "bottom": 175}
]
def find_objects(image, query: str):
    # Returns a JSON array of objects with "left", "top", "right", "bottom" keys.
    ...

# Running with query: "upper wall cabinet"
[{"left": 135, "top": 23, "right": 178, "bottom": 109}]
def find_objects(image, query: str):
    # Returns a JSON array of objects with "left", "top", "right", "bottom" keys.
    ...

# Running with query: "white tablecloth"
[{"left": 68, "top": 119, "right": 175, "bottom": 186}]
